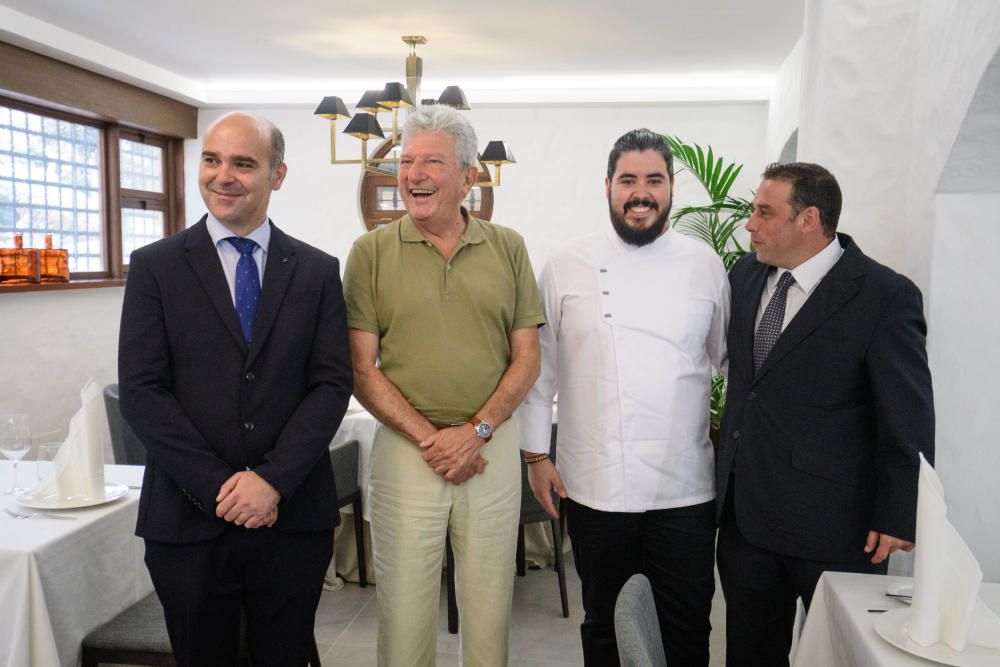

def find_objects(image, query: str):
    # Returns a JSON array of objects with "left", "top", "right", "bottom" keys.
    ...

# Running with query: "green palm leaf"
[{"left": 662, "top": 134, "right": 756, "bottom": 426}]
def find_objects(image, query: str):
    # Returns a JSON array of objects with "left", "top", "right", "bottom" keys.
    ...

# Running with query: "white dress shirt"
[
  {"left": 518, "top": 228, "right": 730, "bottom": 512},
  {"left": 755, "top": 236, "right": 844, "bottom": 331},
  {"left": 205, "top": 214, "right": 271, "bottom": 305}
]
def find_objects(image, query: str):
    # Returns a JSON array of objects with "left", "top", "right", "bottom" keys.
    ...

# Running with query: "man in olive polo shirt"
[{"left": 343, "top": 104, "right": 543, "bottom": 667}]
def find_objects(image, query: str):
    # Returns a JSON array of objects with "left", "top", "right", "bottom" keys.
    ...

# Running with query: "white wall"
[
  {"left": 0, "top": 287, "right": 123, "bottom": 443},
  {"left": 928, "top": 193, "right": 1000, "bottom": 580},
  {"left": 3, "top": 101, "right": 768, "bottom": 442},
  {"left": 766, "top": 39, "right": 802, "bottom": 163},
  {"left": 767, "top": 0, "right": 1000, "bottom": 579},
  {"left": 188, "top": 103, "right": 768, "bottom": 272}
]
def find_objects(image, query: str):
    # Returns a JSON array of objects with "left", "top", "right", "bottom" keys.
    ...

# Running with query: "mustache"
[{"left": 624, "top": 198, "right": 658, "bottom": 212}]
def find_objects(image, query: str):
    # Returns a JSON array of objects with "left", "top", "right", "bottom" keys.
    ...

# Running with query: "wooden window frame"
[{"left": 0, "top": 95, "right": 185, "bottom": 292}]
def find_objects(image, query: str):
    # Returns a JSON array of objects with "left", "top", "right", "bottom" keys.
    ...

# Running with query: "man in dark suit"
[
  {"left": 118, "top": 112, "right": 352, "bottom": 666},
  {"left": 716, "top": 162, "right": 934, "bottom": 666}
]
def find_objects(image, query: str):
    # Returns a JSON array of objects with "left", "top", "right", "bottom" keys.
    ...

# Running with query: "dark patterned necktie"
[
  {"left": 226, "top": 237, "right": 260, "bottom": 346},
  {"left": 753, "top": 271, "right": 795, "bottom": 374}
]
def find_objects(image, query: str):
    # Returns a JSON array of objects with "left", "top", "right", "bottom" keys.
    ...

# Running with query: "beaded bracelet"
[{"left": 522, "top": 452, "right": 550, "bottom": 464}]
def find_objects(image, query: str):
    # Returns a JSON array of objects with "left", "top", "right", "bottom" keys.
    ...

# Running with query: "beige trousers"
[{"left": 369, "top": 420, "right": 520, "bottom": 667}]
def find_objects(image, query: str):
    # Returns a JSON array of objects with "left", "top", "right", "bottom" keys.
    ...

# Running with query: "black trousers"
[
  {"left": 716, "top": 487, "right": 887, "bottom": 667},
  {"left": 144, "top": 524, "right": 333, "bottom": 667},
  {"left": 565, "top": 498, "right": 716, "bottom": 667}
]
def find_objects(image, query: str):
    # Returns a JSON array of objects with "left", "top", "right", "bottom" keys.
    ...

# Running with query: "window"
[
  {"left": 119, "top": 132, "right": 168, "bottom": 265},
  {"left": 0, "top": 97, "right": 184, "bottom": 286}
]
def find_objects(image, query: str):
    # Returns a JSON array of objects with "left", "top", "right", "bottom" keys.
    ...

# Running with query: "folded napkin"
[
  {"left": 906, "top": 453, "right": 1000, "bottom": 651},
  {"left": 32, "top": 379, "right": 108, "bottom": 500}
]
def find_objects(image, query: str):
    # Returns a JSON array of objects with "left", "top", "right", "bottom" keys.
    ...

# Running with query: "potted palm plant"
[{"left": 663, "top": 135, "right": 754, "bottom": 434}]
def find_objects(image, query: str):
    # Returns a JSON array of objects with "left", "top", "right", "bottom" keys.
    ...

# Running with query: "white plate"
[
  {"left": 875, "top": 608, "right": 1000, "bottom": 666},
  {"left": 14, "top": 482, "right": 130, "bottom": 510}
]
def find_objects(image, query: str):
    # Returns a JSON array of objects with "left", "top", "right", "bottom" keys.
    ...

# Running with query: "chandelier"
[{"left": 313, "top": 36, "right": 515, "bottom": 186}]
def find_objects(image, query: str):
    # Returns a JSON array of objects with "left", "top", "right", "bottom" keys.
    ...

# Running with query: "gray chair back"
[
  {"left": 103, "top": 383, "right": 147, "bottom": 465},
  {"left": 329, "top": 438, "right": 368, "bottom": 587},
  {"left": 329, "top": 439, "right": 360, "bottom": 506},
  {"left": 614, "top": 574, "right": 667, "bottom": 667}
]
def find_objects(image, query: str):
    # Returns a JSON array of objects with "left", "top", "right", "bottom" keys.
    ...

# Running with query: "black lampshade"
[
  {"left": 356, "top": 90, "right": 384, "bottom": 113},
  {"left": 313, "top": 96, "right": 350, "bottom": 120},
  {"left": 437, "top": 85, "right": 470, "bottom": 110},
  {"left": 481, "top": 141, "right": 515, "bottom": 164},
  {"left": 377, "top": 82, "right": 415, "bottom": 108},
  {"left": 343, "top": 113, "right": 385, "bottom": 140}
]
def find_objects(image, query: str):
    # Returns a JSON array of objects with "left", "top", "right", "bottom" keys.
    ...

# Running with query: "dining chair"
[
  {"left": 330, "top": 439, "right": 368, "bottom": 587},
  {"left": 445, "top": 423, "right": 569, "bottom": 635},
  {"left": 81, "top": 592, "right": 323, "bottom": 666},
  {"left": 103, "top": 383, "right": 147, "bottom": 465},
  {"left": 81, "top": 592, "right": 175, "bottom": 667},
  {"left": 614, "top": 574, "right": 667, "bottom": 667}
]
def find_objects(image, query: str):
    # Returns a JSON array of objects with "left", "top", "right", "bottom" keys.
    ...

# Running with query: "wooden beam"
[{"left": 0, "top": 40, "right": 197, "bottom": 138}]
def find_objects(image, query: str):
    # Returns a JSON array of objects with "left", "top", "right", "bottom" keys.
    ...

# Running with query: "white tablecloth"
[
  {"left": 0, "top": 462, "right": 151, "bottom": 667},
  {"left": 794, "top": 571, "right": 1000, "bottom": 666},
  {"left": 327, "top": 409, "right": 565, "bottom": 584}
]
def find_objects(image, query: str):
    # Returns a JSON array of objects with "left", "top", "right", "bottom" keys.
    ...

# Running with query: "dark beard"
[{"left": 609, "top": 198, "right": 672, "bottom": 247}]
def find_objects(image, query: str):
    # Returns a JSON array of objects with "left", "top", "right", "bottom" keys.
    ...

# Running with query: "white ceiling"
[{"left": 0, "top": 0, "right": 803, "bottom": 106}]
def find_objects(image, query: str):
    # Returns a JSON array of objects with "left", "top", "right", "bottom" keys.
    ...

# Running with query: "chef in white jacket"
[{"left": 518, "top": 128, "right": 729, "bottom": 667}]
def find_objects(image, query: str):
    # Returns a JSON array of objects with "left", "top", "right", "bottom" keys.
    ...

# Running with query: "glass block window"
[
  {"left": 463, "top": 187, "right": 482, "bottom": 211},
  {"left": 120, "top": 138, "right": 164, "bottom": 192},
  {"left": 0, "top": 105, "right": 104, "bottom": 272},
  {"left": 376, "top": 186, "right": 405, "bottom": 211},
  {"left": 121, "top": 208, "right": 166, "bottom": 259}
]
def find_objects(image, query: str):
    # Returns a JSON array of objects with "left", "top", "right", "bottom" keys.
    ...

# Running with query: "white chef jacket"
[{"left": 518, "top": 227, "right": 729, "bottom": 512}]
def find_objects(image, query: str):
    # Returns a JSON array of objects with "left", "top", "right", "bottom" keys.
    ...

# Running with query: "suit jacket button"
[
  {"left": 732, "top": 430, "right": 740, "bottom": 440},
  {"left": 245, "top": 371, "right": 255, "bottom": 382},
  {"left": 748, "top": 391, "right": 756, "bottom": 400},
  {"left": 243, "top": 422, "right": 254, "bottom": 432}
]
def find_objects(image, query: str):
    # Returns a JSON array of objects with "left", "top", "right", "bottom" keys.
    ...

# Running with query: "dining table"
[
  {"left": 327, "top": 407, "right": 565, "bottom": 585},
  {"left": 793, "top": 571, "right": 1000, "bottom": 666},
  {"left": 0, "top": 461, "right": 150, "bottom": 667}
]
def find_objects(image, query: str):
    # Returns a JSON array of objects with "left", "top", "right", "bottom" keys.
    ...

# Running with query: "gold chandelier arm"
[
  {"left": 477, "top": 163, "right": 503, "bottom": 188},
  {"left": 363, "top": 165, "right": 397, "bottom": 177}
]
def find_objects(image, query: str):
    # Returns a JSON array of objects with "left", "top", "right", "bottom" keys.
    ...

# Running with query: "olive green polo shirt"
[{"left": 343, "top": 212, "right": 545, "bottom": 424}]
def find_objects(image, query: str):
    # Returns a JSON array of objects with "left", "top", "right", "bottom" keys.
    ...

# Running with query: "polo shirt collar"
[{"left": 400, "top": 207, "right": 486, "bottom": 245}]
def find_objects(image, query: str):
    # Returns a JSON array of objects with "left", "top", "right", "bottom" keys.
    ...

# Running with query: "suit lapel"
[
  {"left": 753, "top": 235, "right": 865, "bottom": 383},
  {"left": 246, "top": 223, "right": 296, "bottom": 367},
  {"left": 184, "top": 218, "right": 246, "bottom": 351}
]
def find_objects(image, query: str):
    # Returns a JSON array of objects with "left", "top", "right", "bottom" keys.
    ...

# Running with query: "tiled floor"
[{"left": 316, "top": 559, "right": 728, "bottom": 666}]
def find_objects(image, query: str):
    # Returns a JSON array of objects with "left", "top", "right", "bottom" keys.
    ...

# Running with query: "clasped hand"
[
  {"left": 419, "top": 424, "right": 488, "bottom": 485},
  {"left": 215, "top": 470, "right": 280, "bottom": 529}
]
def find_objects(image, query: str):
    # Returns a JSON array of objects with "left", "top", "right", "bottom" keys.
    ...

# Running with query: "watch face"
[{"left": 475, "top": 422, "right": 491, "bottom": 438}]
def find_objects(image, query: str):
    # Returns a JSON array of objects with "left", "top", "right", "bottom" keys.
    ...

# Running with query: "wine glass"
[{"left": 0, "top": 413, "right": 31, "bottom": 495}]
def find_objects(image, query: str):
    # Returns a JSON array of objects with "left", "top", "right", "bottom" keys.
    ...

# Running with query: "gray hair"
[
  {"left": 207, "top": 112, "right": 285, "bottom": 180},
  {"left": 401, "top": 105, "right": 478, "bottom": 169}
]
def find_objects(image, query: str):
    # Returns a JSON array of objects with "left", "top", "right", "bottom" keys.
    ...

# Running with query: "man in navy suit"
[
  {"left": 118, "top": 112, "right": 352, "bottom": 666},
  {"left": 716, "top": 162, "right": 934, "bottom": 666}
]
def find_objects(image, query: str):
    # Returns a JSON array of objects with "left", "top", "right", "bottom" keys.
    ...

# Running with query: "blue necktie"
[
  {"left": 226, "top": 237, "right": 260, "bottom": 346},
  {"left": 753, "top": 271, "right": 795, "bottom": 375}
]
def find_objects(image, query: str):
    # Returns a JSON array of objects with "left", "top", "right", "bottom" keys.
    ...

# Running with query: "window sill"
[{"left": 0, "top": 278, "right": 126, "bottom": 294}]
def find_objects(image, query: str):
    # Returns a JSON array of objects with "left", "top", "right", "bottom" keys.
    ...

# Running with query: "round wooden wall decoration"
[{"left": 359, "top": 139, "right": 495, "bottom": 232}]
